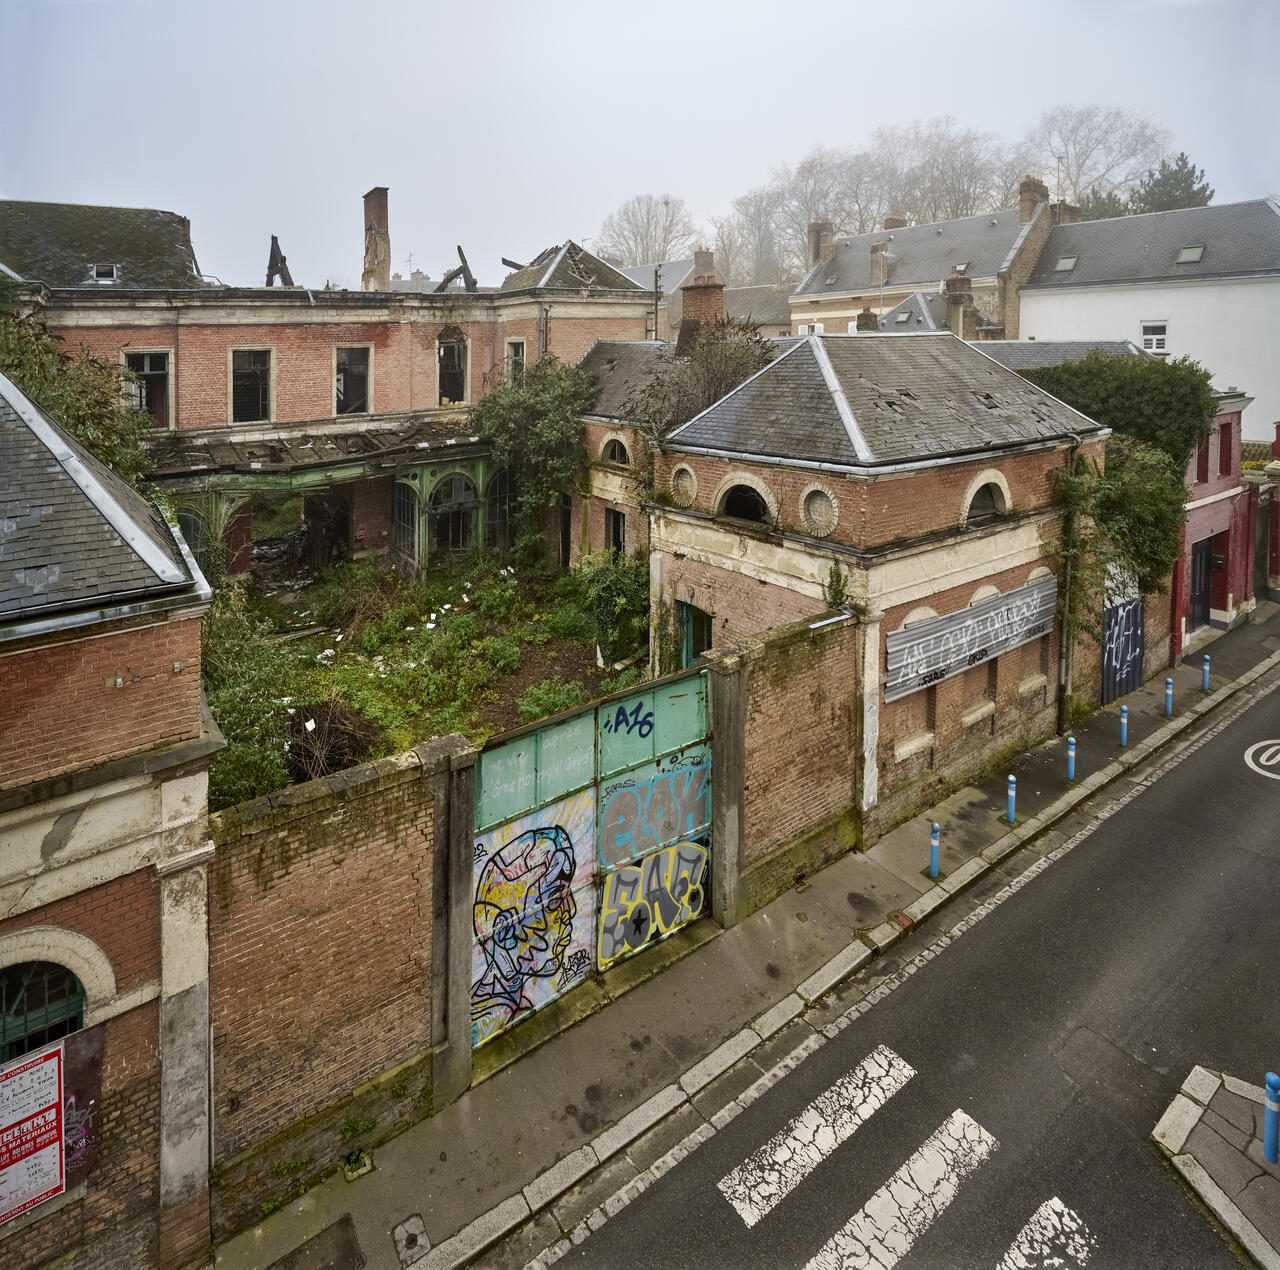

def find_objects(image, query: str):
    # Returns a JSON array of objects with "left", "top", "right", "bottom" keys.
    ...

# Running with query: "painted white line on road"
[
  {"left": 998, "top": 1196, "right": 1096, "bottom": 1268},
  {"left": 1243, "top": 739, "right": 1280, "bottom": 780},
  {"left": 804, "top": 1109, "right": 998, "bottom": 1270},
  {"left": 716, "top": 1045, "right": 914, "bottom": 1228}
]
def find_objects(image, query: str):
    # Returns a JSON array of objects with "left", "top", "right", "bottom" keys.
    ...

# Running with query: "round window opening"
[
  {"left": 802, "top": 488, "right": 837, "bottom": 537},
  {"left": 672, "top": 468, "right": 696, "bottom": 507}
]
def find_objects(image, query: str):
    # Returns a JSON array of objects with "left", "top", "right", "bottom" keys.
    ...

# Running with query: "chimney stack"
[
  {"left": 679, "top": 246, "right": 725, "bottom": 328},
  {"left": 870, "top": 238, "right": 891, "bottom": 289},
  {"left": 807, "top": 219, "right": 835, "bottom": 268},
  {"left": 883, "top": 213, "right": 908, "bottom": 231},
  {"left": 362, "top": 186, "right": 391, "bottom": 291},
  {"left": 1018, "top": 175, "right": 1049, "bottom": 224},
  {"left": 945, "top": 270, "right": 977, "bottom": 340},
  {"left": 856, "top": 306, "right": 878, "bottom": 332}
]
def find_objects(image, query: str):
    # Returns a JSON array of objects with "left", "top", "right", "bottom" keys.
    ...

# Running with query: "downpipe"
[{"left": 1056, "top": 432, "right": 1083, "bottom": 735}]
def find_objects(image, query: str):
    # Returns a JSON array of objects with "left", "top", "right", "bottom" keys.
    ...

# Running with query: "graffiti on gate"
[
  {"left": 598, "top": 841, "right": 708, "bottom": 968},
  {"left": 1101, "top": 598, "right": 1145, "bottom": 705},
  {"left": 470, "top": 790, "right": 597, "bottom": 1049},
  {"left": 599, "top": 763, "right": 710, "bottom": 867},
  {"left": 601, "top": 699, "right": 655, "bottom": 739}
]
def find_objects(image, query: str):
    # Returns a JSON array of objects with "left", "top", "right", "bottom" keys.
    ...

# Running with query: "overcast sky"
[{"left": 3, "top": 0, "right": 1275, "bottom": 288}]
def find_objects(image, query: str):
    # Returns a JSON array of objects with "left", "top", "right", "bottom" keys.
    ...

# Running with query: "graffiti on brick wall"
[
  {"left": 1101, "top": 598, "right": 1145, "bottom": 705},
  {"left": 599, "top": 762, "right": 710, "bottom": 868},
  {"left": 598, "top": 841, "right": 708, "bottom": 968},
  {"left": 470, "top": 791, "right": 596, "bottom": 1049}
]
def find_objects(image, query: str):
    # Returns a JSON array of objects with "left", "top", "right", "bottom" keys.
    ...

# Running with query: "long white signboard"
[
  {"left": 0, "top": 1043, "right": 64, "bottom": 1225},
  {"left": 884, "top": 576, "right": 1057, "bottom": 703}
]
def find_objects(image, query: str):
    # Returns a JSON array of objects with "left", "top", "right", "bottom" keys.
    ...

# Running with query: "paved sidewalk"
[
  {"left": 215, "top": 603, "right": 1280, "bottom": 1270},
  {"left": 1153, "top": 1067, "right": 1280, "bottom": 1269}
]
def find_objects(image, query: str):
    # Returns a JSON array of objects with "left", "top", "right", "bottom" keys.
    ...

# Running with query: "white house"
[{"left": 1018, "top": 199, "right": 1280, "bottom": 440}]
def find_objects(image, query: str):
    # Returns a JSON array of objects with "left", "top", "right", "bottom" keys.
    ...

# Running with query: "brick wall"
[
  {"left": 348, "top": 475, "right": 393, "bottom": 555},
  {"left": 0, "top": 613, "right": 203, "bottom": 791},
  {"left": 207, "top": 746, "right": 445, "bottom": 1235},
  {"left": 0, "top": 876, "right": 163, "bottom": 1268}
]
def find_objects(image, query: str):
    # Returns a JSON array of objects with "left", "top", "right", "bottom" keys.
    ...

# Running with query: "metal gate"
[
  {"left": 469, "top": 671, "right": 710, "bottom": 1049},
  {"left": 1100, "top": 598, "right": 1145, "bottom": 705}
]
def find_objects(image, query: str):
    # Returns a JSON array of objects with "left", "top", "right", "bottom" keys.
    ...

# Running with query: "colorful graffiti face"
[{"left": 471, "top": 826, "right": 577, "bottom": 1039}]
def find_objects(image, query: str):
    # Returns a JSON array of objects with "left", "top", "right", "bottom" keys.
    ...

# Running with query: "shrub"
[
  {"left": 582, "top": 552, "right": 650, "bottom": 664},
  {"left": 286, "top": 698, "right": 381, "bottom": 784},
  {"left": 477, "top": 636, "right": 521, "bottom": 674},
  {"left": 517, "top": 677, "right": 590, "bottom": 723}
]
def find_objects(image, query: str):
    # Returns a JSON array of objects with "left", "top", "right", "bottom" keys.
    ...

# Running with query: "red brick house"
[{"left": 0, "top": 371, "right": 218, "bottom": 1267}]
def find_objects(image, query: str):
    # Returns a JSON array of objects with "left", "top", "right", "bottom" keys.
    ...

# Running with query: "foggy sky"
[{"left": 3, "top": 0, "right": 1276, "bottom": 289}]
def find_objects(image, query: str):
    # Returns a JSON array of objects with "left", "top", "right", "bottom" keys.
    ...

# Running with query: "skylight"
[
  {"left": 1054, "top": 255, "right": 1078, "bottom": 272},
  {"left": 895, "top": 312, "right": 911, "bottom": 323},
  {"left": 1176, "top": 244, "right": 1205, "bottom": 264}
]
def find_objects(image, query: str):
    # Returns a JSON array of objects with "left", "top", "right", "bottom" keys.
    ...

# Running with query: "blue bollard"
[
  {"left": 1121, "top": 705, "right": 1128, "bottom": 748},
  {"left": 1165, "top": 676, "right": 1174, "bottom": 717},
  {"left": 1266, "top": 1073, "right": 1280, "bottom": 1165},
  {"left": 1202, "top": 653, "right": 1211, "bottom": 692},
  {"left": 1007, "top": 774, "right": 1016, "bottom": 826},
  {"left": 1067, "top": 736, "right": 1076, "bottom": 782},
  {"left": 930, "top": 823, "right": 940, "bottom": 881}
]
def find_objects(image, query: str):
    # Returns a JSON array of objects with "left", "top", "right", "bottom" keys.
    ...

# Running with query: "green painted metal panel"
[
  {"left": 652, "top": 672, "right": 708, "bottom": 752},
  {"left": 597, "top": 743, "right": 711, "bottom": 868},
  {"left": 597, "top": 689, "right": 657, "bottom": 776},
  {"left": 475, "top": 735, "right": 537, "bottom": 830},
  {"left": 536, "top": 712, "right": 596, "bottom": 804}
]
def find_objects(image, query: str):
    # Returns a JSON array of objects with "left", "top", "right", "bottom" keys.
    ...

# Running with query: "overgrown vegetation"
[
  {"left": 202, "top": 553, "right": 648, "bottom": 813},
  {"left": 469, "top": 356, "right": 600, "bottom": 534},
  {"left": 582, "top": 550, "right": 650, "bottom": 665},
  {"left": 0, "top": 301, "right": 154, "bottom": 488}
]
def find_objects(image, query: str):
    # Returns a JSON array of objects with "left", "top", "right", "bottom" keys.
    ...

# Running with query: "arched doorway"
[
  {"left": 484, "top": 468, "right": 518, "bottom": 552},
  {"left": 428, "top": 473, "right": 478, "bottom": 554}
]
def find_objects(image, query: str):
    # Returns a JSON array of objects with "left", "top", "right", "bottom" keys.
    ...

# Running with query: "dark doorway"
[
  {"left": 1189, "top": 538, "right": 1211, "bottom": 630},
  {"left": 679, "top": 601, "right": 713, "bottom": 668},
  {"left": 559, "top": 493, "right": 572, "bottom": 568},
  {"left": 605, "top": 507, "right": 625, "bottom": 557},
  {"left": 1256, "top": 491, "right": 1271, "bottom": 600},
  {"left": 438, "top": 327, "right": 467, "bottom": 404}
]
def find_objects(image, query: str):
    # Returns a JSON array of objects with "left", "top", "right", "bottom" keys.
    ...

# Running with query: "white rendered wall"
[{"left": 1020, "top": 275, "right": 1280, "bottom": 439}]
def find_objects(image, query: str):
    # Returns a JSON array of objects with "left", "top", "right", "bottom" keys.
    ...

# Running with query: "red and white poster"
[{"left": 0, "top": 1043, "right": 64, "bottom": 1225}]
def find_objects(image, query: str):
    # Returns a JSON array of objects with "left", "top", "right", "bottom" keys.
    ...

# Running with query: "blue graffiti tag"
[{"left": 600, "top": 764, "right": 709, "bottom": 865}]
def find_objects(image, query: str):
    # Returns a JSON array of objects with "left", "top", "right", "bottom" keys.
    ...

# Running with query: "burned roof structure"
[
  {"left": 501, "top": 242, "right": 641, "bottom": 292},
  {"left": 0, "top": 199, "right": 205, "bottom": 289},
  {"left": 0, "top": 370, "right": 207, "bottom": 634},
  {"left": 666, "top": 332, "right": 1106, "bottom": 468}
]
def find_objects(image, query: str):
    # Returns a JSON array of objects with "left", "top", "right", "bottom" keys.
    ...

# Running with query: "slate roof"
[
  {"left": 667, "top": 333, "right": 1105, "bottom": 468},
  {"left": 976, "top": 340, "right": 1148, "bottom": 371},
  {"left": 1024, "top": 200, "right": 1280, "bottom": 288},
  {"left": 500, "top": 242, "right": 641, "bottom": 292},
  {"left": 0, "top": 200, "right": 204, "bottom": 288},
  {"left": 577, "top": 341, "right": 673, "bottom": 420},
  {"left": 793, "top": 207, "right": 1034, "bottom": 298},
  {"left": 149, "top": 414, "right": 482, "bottom": 479},
  {"left": 724, "top": 284, "right": 793, "bottom": 328},
  {"left": 0, "top": 371, "right": 201, "bottom": 623},
  {"left": 619, "top": 258, "right": 696, "bottom": 297},
  {"left": 877, "top": 291, "right": 945, "bottom": 331}
]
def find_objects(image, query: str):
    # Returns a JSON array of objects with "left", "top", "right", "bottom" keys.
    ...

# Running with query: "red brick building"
[{"left": 0, "top": 371, "right": 218, "bottom": 1267}]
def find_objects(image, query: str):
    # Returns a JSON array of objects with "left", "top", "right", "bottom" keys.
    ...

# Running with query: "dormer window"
[
  {"left": 91, "top": 263, "right": 118, "bottom": 282},
  {"left": 1053, "top": 255, "right": 1078, "bottom": 273},
  {"left": 954, "top": 262, "right": 968, "bottom": 275},
  {"left": 1176, "top": 244, "right": 1205, "bottom": 264}
]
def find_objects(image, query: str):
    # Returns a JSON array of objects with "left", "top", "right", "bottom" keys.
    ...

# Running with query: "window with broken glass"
[
  {"left": 232, "top": 349, "right": 272, "bottom": 423},
  {"left": 0, "top": 962, "right": 85, "bottom": 1062},
  {"left": 125, "top": 351, "right": 170, "bottom": 427},
  {"left": 438, "top": 333, "right": 467, "bottom": 405},
  {"left": 336, "top": 347, "right": 370, "bottom": 415}
]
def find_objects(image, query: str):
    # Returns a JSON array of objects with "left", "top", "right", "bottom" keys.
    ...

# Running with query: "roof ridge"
[
  {"left": 1063, "top": 197, "right": 1272, "bottom": 228},
  {"left": 811, "top": 336, "right": 873, "bottom": 462},
  {"left": 0, "top": 371, "right": 187, "bottom": 585}
]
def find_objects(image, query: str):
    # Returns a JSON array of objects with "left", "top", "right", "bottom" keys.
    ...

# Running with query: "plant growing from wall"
[
  {"left": 822, "top": 563, "right": 851, "bottom": 610},
  {"left": 469, "top": 355, "right": 599, "bottom": 536},
  {"left": 581, "top": 550, "right": 650, "bottom": 665},
  {"left": 0, "top": 301, "right": 154, "bottom": 488}
]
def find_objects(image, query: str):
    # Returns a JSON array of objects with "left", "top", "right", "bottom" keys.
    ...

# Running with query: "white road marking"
[
  {"left": 804, "top": 1108, "right": 998, "bottom": 1270},
  {"left": 997, "top": 1196, "right": 1096, "bottom": 1268},
  {"left": 1243, "top": 739, "right": 1280, "bottom": 780},
  {"left": 716, "top": 1045, "right": 914, "bottom": 1228}
]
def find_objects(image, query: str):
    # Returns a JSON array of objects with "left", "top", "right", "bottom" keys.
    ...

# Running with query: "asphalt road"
[{"left": 558, "top": 677, "right": 1280, "bottom": 1269}]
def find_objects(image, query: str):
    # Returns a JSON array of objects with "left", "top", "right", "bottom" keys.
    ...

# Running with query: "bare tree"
[
  {"left": 595, "top": 194, "right": 699, "bottom": 266},
  {"left": 771, "top": 148, "right": 851, "bottom": 276},
  {"left": 730, "top": 185, "right": 785, "bottom": 285},
  {"left": 709, "top": 214, "right": 749, "bottom": 287},
  {"left": 1026, "top": 105, "right": 1172, "bottom": 203}
]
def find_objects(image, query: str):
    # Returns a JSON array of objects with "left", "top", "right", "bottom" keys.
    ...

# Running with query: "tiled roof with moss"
[{"left": 0, "top": 200, "right": 205, "bottom": 288}]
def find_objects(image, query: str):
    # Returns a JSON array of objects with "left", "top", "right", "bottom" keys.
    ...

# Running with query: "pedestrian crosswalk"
[{"left": 714, "top": 1045, "right": 1097, "bottom": 1269}]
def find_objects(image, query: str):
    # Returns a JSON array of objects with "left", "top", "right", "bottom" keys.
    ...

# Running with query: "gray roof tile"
[
  {"left": 976, "top": 340, "right": 1148, "bottom": 371},
  {"left": 577, "top": 342, "right": 673, "bottom": 420},
  {"left": 668, "top": 333, "right": 1105, "bottom": 467},
  {"left": 619, "top": 259, "right": 696, "bottom": 297},
  {"left": 1024, "top": 200, "right": 1280, "bottom": 288}
]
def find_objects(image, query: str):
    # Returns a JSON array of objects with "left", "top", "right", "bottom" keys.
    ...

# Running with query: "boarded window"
[
  {"left": 337, "top": 347, "right": 370, "bottom": 415},
  {"left": 232, "top": 349, "right": 271, "bottom": 423}
]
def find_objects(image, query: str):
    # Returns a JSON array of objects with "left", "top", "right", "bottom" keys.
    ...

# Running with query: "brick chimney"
[
  {"left": 883, "top": 213, "right": 908, "bottom": 231},
  {"left": 679, "top": 246, "right": 725, "bottom": 327},
  {"left": 807, "top": 219, "right": 835, "bottom": 268},
  {"left": 1051, "top": 201, "right": 1082, "bottom": 226},
  {"left": 362, "top": 186, "right": 391, "bottom": 291},
  {"left": 870, "top": 238, "right": 891, "bottom": 288},
  {"left": 945, "top": 270, "right": 977, "bottom": 340},
  {"left": 1018, "top": 175, "right": 1049, "bottom": 224},
  {"left": 856, "top": 306, "right": 878, "bottom": 332}
]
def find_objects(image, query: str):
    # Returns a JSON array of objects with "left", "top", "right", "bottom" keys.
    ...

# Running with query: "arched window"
[
  {"left": 721, "top": 484, "right": 771, "bottom": 525},
  {"left": 603, "top": 439, "right": 630, "bottom": 466},
  {"left": 965, "top": 483, "right": 1006, "bottom": 528},
  {"left": 485, "top": 468, "right": 518, "bottom": 552},
  {"left": 428, "top": 473, "right": 478, "bottom": 552},
  {"left": 0, "top": 962, "right": 85, "bottom": 1061}
]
